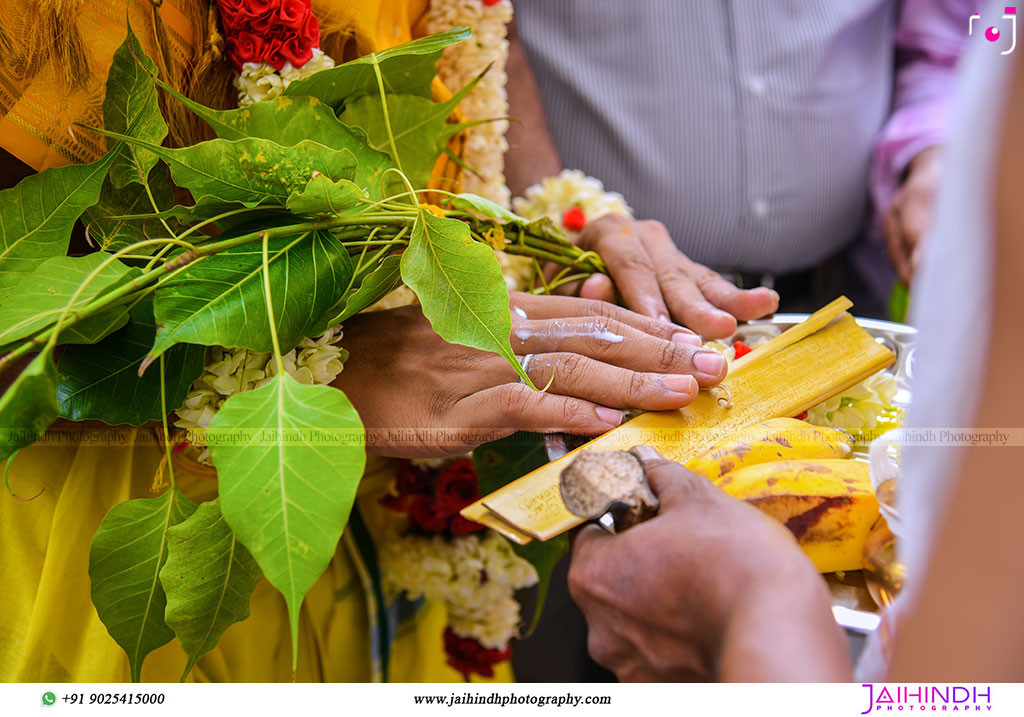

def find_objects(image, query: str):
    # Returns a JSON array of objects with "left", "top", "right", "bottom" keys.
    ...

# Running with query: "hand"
[
  {"left": 547, "top": 215, "right": 779, "bottom": 339},
  {"left": 883, "top": 145, "right": 943, "bottom": 285},
  {"left": 333, "top": 295, "right": 730, "bottom": 458},
  {"left": 568, "top": 446, "right": 851, "bottom": 682}
]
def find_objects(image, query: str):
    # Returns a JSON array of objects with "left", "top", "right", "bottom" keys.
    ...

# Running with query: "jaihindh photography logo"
[{"left": 861, "top": 684, "right": 993, "bottom": 713}]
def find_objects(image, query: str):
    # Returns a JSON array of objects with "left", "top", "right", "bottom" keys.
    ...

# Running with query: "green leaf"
[
  {"left": 92, "top": 131, "right": 358, "bottom": 207},
  {"left": 161, "top": 498, "right": 263, "bottom": 679},
  {"left": 0, "top": 349, "right": 59, "bottom": 463},
  {"left": 285, "top": 27, "right": 471, "bottom": 108},
  {"left": 0, "top": 253, "right": 139, "bottom": 348},
  {"left": 471, "top": 431, "right": 565, "bottom": 633},
  {"left": 102, "top": 23, "right": 168, "bottom": 188},
  {"left": 82, "top": 164, "right": 174, "bottom": 253},
  {"left": 400, "top": 209, "right": 530, "bottom": 384},
  {"left": 285, "top": 175, "right": 365, "bottom": 216},
  {"left": 207, "top": 374, "right": 366, "bottom": 664},
  {"left": 89, "top": 488, "right": 197, "bottom": 682},
  {"left": 320, "top": 253, "right": 403, "bottom": 329},
  {"left": 443, "top": 193, "right": 522, "bottom": 223},
  {"left": 337, "top": 89, "right": 479, "bottom": 191},
  {"left": 56, "top": 299, "right": 205, "bottom": 425},
  {"left": 149, "top": 230, "right": 354, "bottom": 360},
  {"left": 888, "top": 281, "right": 909, "bottom": 324},
  {"left": 0, "top": 150, "right": 118, "bottom": 303},
  {"left": 158, "top": 87, "right": 391, "bottom": 198}
]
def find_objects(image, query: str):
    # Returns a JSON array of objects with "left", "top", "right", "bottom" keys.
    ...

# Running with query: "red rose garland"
[
  {"left": 379, "top": 459, "right": 487, "bottom": 537},
  {"left": 217, "top": 0, "right": 320, "bottom": 71}
]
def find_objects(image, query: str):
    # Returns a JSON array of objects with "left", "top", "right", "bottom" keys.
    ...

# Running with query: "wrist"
[{"left": 716, "top": 556, "right": 851, "bottom": 681}]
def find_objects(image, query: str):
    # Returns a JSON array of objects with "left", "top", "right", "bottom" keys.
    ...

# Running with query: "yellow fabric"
[
  {"left": 0, "top": 431, "right": 511, "bottom": 682},
  {"left": 0, "top": 0, "right": 502, "bottom": 682}
]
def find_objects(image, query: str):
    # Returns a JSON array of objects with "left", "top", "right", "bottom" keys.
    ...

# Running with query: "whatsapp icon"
[{"left": 42, "top": 692, "right": 56, "bottom": 706}]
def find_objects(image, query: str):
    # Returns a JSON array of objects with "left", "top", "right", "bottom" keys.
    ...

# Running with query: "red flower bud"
[
  {"left": 443, "top": 628, "right": 512, "bottom": 678},
  {"left": 561, "top": 205, "right": 586, "bottom": 232},
  {"left": 732, "top": 340, "right": 753, "bottom": 359}
]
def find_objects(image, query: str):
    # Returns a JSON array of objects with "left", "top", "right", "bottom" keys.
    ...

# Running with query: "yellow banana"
[
  {"left": 718, "top": 459, "right": 879, "bottom": 574},
  {"left": 684, "top": 418, "right": 854, "bottom": 483}
]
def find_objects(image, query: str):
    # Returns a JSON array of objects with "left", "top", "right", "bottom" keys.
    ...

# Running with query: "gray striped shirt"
[{"left": 516, "top": 0, "right": 897, "bottom": 275}]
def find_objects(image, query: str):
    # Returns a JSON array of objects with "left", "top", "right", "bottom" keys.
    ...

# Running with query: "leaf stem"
[
  {"left": 261, "top": 230, "right": 287, "bottom": 376},
  {"left": 370, "top": 55, "right": 405, "bottom": 181},
  {"left": 159, "top": 355, "right": 176, "bottom": 490}
]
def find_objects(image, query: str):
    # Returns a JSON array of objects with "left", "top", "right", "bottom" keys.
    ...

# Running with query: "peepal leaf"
[
  {"left": 0, "top": 253, "right": 139, "bottom": 348},
  {"left": 285, "top": 27, "right": 471, "bottom": 108},
  {"left": 400, "top": 209, "right": 531, "bottom": 384},
  {"left": 82, "top": 164, "right": 174, "bottom": 253},
  {"left": 93, "top": 131, "right": 358, "bottom": 207},
  {"left": 161, "top": 498, "right": 263, "bottom": 679},
  {"left": 0, "top": 349, "right": 59, "bottom": 463},
  {"left": 89, "top": 489, "right": 197, "bottom": 682},
  {"left": 0, "top": 150, "right": 118, "bottom": 303},
  {"left": 337, "top": 73, "right": 485, "bottom": 190},
  {"left": 323, "top": 253, "right": 403, "bottom": 328},
  {"left": 102, "top": 23, "right": 168, "bottom": 188},
  {"left": 57, "top": 299, "right": 205, "bottom": 425},
  {"left": 443, "top": 193, "right": 521, "bottom": 223},
  {"left": 149, "top": 231, "right": 353, "bottom": 360},
  {"left": 207, "top": 374, "right": 366, "bottom": 663},
  {"left": 157, "top": 87, "right": 391, "bottom": 197},
  {"left": 286, "top": 175, "right": 365, "bottom": 216}
]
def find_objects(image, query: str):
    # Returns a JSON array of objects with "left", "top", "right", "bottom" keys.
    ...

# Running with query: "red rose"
[
  {"left": 227, "top": 30, "right": 266, "bottom": 69},
  {"left": 217, "top": 0, "right": 278, "bottom": 29},
  {"left": 280, "top": 32, "right": 314, "bottom": 67},
  {"left": 407, "top": 494, "right": 453, "bottom": 534},
  {"left": 444, "top": 628, "right": 512, "bottom": 678},
  {"left": 434, "top": 459, "right": 481, "bottom": 514},
  {"left": 482, "top": 0, "right": 503, "bottom": 6},
  {"left": 261, "top": 35, "right": 289, "bottom": 71},
  {"left": 278, "top": 0, "right": 310, "bottom": 30},
  {"left": 300, "top": 11, "right": 320, "bottom": 46},
  {"left": 561, "top": 205, "right": 586, "bottom": 232}
]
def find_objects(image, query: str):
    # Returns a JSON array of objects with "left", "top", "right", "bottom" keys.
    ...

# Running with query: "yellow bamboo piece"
[{"left": 463, "top": 303, "right": 895, "bottom": 543}]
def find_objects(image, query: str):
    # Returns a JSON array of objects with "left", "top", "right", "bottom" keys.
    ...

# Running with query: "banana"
[
  {"left": 684, "top": 418, "right": 854, "bottom": 483},
  {"left": 717, "top": 459, "right": 879, "bottom": 574}
]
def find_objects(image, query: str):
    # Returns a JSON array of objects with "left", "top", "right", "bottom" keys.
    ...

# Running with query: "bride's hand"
[{"left": 332, "top": 292, "right": 729, "bottom": 458}]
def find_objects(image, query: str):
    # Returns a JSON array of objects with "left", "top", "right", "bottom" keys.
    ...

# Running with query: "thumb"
[
  {"left": 631, "top": 444, "right": 710, "bottom": 507},
  {"left": 579, "top": 274, "right": 617, "bottom": 303}
]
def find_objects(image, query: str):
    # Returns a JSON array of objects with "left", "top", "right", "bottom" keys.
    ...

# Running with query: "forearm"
[
  {"left": 505, "top": 21, "right": 562, "bottom": 196},
  {"left": 717, "top": 563, "right": 852, "bottom": 681}
]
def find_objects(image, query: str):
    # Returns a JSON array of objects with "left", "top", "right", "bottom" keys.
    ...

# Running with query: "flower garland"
[
  {"left": 427, "top": 0, "right": 514, "bottom": 209},
  {"left": 513, "top": 169, "right": 634, "bottom": 237},
  {"left": 217, "top": 0, "right": 336, "bottom": 107},
  {"left": 378, "top": 459, "right": 538, "bottom": 677}
]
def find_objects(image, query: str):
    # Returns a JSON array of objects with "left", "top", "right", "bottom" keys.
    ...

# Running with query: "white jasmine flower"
[
  {"left": 380, "top": 530, "right": 538, "bottom": 649},
  {"left": 513, "top": 169, "right": 633, "bottom": 236},
  {"left": 807, "top": 371, "right": 899, "bottom": 431}
]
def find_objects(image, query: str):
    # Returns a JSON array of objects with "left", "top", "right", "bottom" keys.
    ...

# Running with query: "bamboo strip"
[{"left": 465, "top": 306, "right": 895, "bottom": 543}]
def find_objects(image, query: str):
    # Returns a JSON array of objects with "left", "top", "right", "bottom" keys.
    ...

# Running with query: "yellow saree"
[{"left": 0, "top": 0, "right": 505, "bottom": 683}]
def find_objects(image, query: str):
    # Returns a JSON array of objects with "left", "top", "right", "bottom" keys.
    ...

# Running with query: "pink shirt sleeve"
[{"left": 870, "top": 0, "right": 969, "bottom": 214}]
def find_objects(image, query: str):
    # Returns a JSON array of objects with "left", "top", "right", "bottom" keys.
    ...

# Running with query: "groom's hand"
[
  {"left": 568, "top": 446, "right": 850, "bottom": 682},
  {"left": 553, "top": 215, "right": 779, "bottom": 339}
]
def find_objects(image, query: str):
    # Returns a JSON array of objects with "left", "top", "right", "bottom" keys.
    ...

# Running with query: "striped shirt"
[{"left": 515, "top": 0, "right": 898, "bottom": 275}]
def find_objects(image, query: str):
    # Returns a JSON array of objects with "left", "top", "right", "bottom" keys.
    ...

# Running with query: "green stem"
[
  {"left": 261, "top": 230, "right": 288, "bottom": 376},
  {"left": 371, "top": 55, "right": 405, "bottom": 181},
  {"left": 159, "top": 355, "right": 177, "bottom": 490}
]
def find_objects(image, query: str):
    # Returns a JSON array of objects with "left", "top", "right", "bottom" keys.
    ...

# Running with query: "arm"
[
  {"left": 873, "top": 0, "right": 967, "bottom": 283},
  {"left": 504, "top": 21, "right": 562, "bottom": 197},
  {"left": 569, "top": 447, "right": 851, "bottom": 682},
  {"left": 888, "top": 53, "right": 1024, "bottom": 681},
  {"left": 503, "top": 29, "right": 778, "bottom": 337}
]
